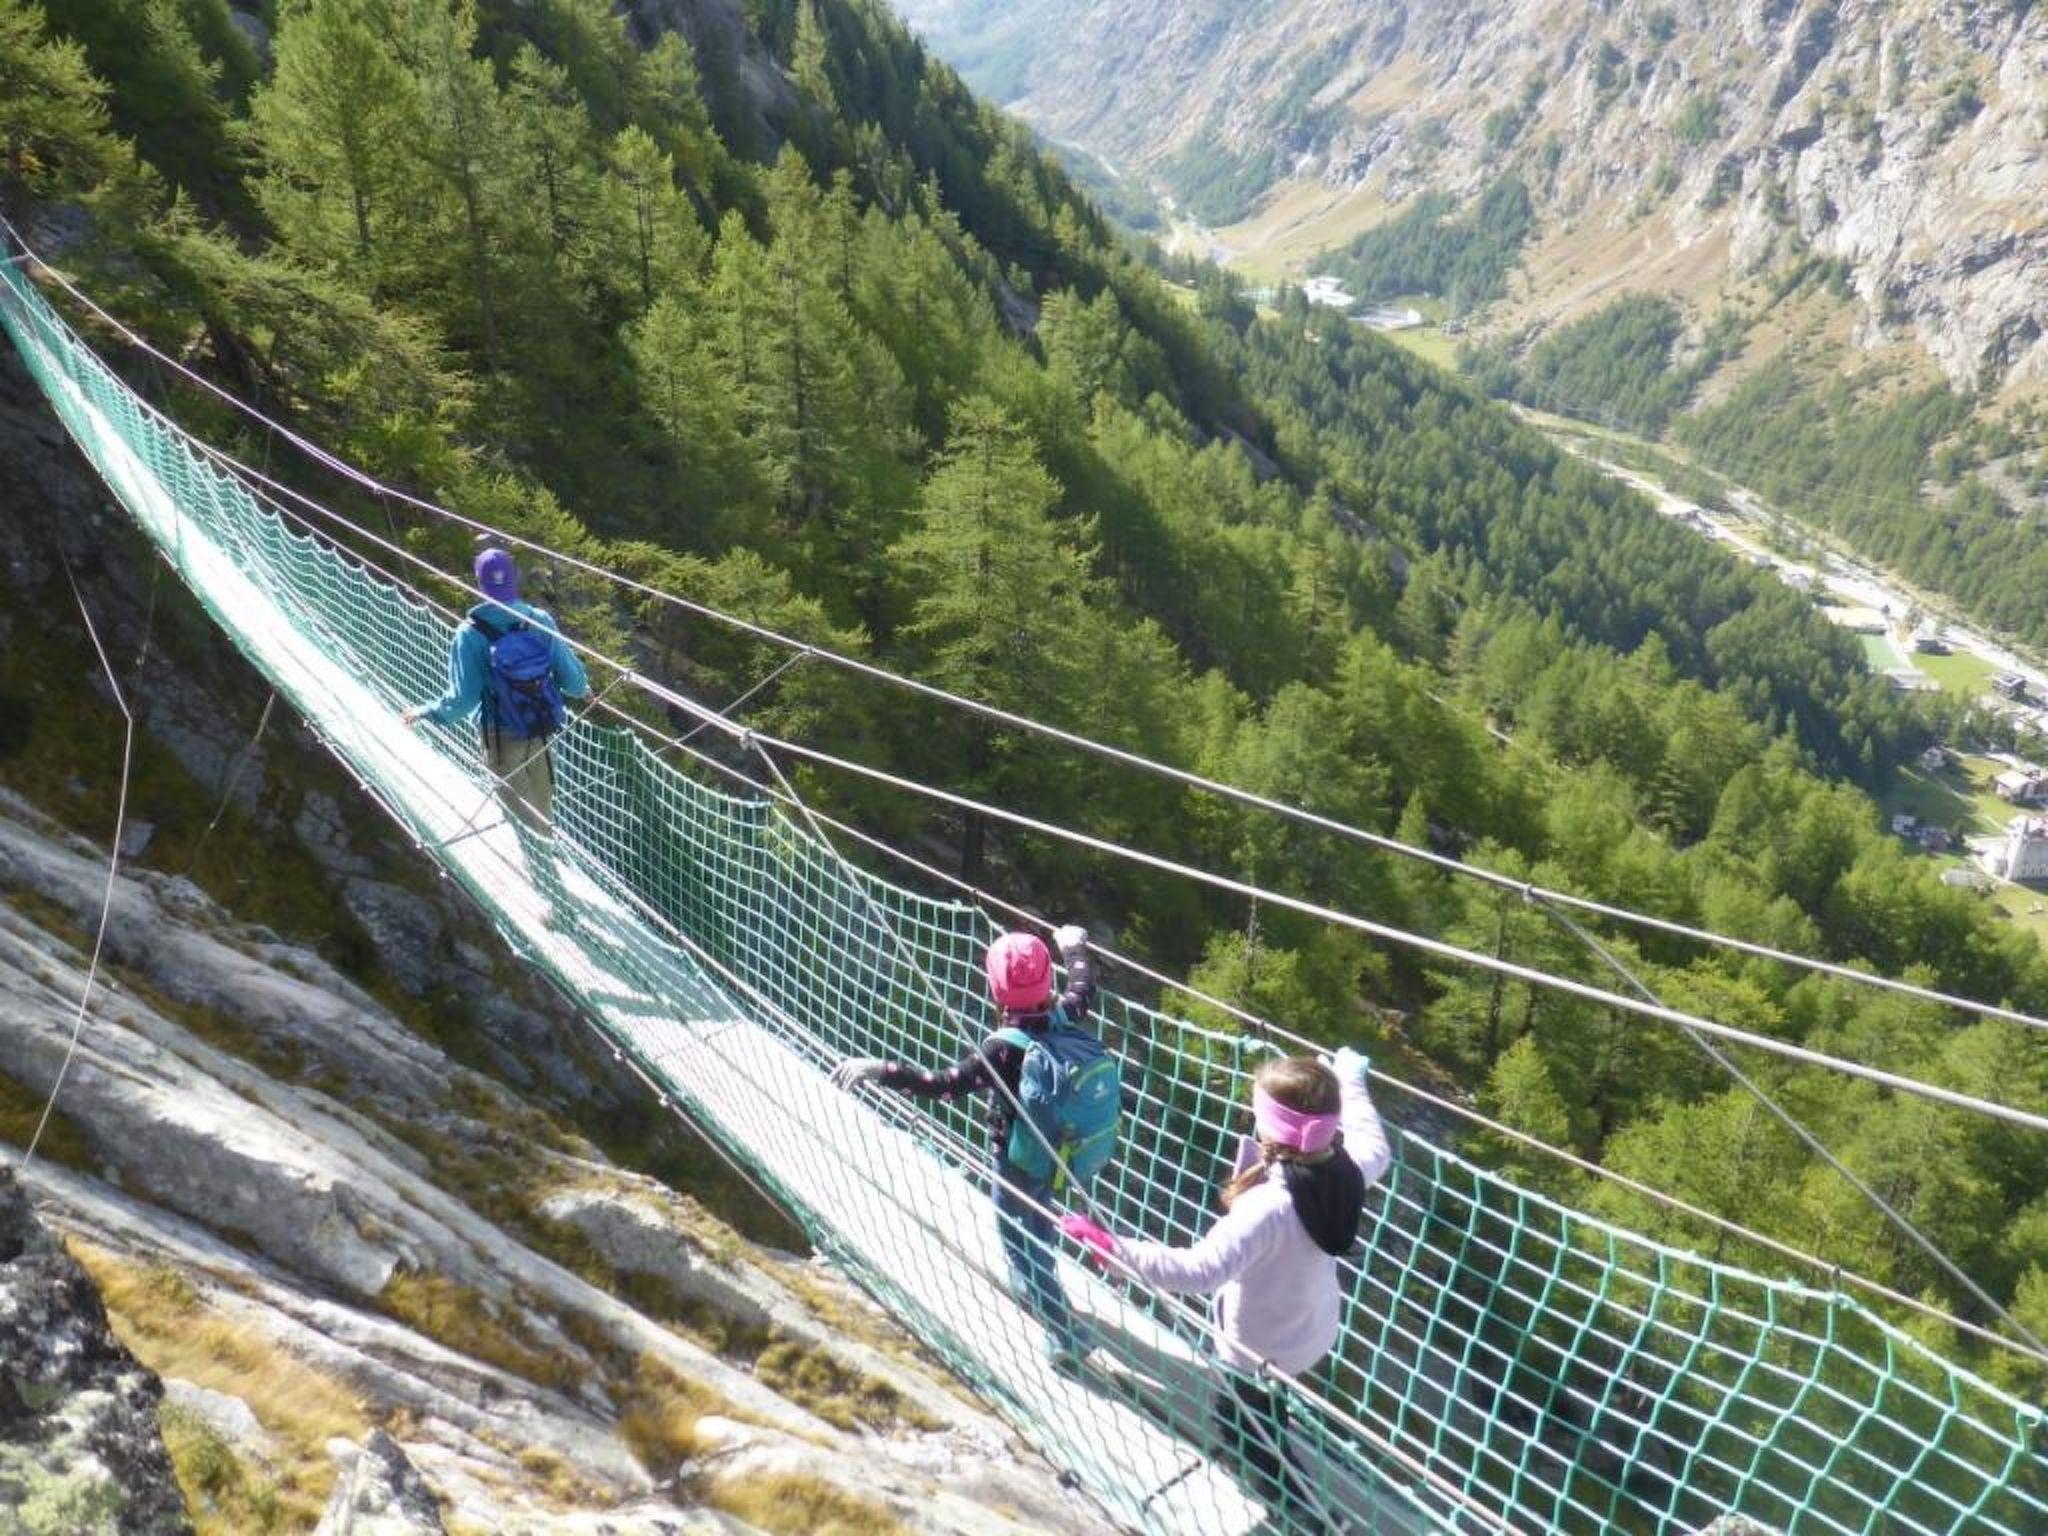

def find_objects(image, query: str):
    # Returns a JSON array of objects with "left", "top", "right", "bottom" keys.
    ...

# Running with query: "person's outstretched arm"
[
  {"left": 831, "top": 1036, "right": 1023, "bottom": 1100},
  {"left": 405, "top": 628, "right": 484, "bottom": 727},
  {"left": 1080, "top": 1196, "right": 1285, "bottom": 1294},
  {"left": 1332, "top": 1047, "right": 1393, "bottom": 1187},
  {"left": 1051, "top": 924, "right": 1097, "bottom": 1017}
]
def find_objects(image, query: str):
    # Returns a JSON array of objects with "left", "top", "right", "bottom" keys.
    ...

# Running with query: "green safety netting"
[{"left": 5, "top": 250, "right": 2044, "bottom": 1536}]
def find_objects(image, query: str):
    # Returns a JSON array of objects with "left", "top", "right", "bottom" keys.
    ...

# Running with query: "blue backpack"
[
  {"left": 476, "top": 612, "right": 566, "bottom": 740},
  {"left": 995, "top": 1015, "right": 1122, "bottom": 1194}
]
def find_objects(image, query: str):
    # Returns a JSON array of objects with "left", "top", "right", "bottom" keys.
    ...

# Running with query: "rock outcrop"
[
  {"left": 0, "top": 782, "right": 1097, "bottom": 1531},
  {"left": 314, "top": 1432, "right": 445, "bottom": 1536},
  {"left": 0, "top": 1167, "right": 189, "bottom": 1535}
]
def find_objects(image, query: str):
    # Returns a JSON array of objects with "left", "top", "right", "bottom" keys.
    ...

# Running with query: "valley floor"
[{"left": 1518, "top": 407, "right": 2048, "bottom": 948}]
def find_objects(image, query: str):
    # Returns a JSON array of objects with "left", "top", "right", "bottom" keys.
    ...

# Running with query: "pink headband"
[{"left": 1253, "top": 1087, "right": 1340, "bottom": 1155}]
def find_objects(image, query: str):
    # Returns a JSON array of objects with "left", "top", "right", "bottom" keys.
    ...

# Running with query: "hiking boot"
[
  {"left": 1046, "top": 1342, "right": 1087, "bottom": 1377},
  {"left": 1079, "top": 1346, "right": 1139, "bottom": 1390},
  {"left": 1049, "top": 1342, "right": 1135, "bottom": 1388}
]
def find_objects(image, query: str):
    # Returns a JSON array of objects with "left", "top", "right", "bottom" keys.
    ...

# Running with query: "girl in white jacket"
[{"left": 1060, "top": 1048, "right": 1390, "bottom": 1529}]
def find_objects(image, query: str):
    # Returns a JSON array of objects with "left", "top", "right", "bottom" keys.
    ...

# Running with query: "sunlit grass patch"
[
  {"left": 617, "top": 1354, "right": 730, "bottom": 1477},
  {"left": 377, "top": 1270, "right": 585, "bottom": 1395},
  {"left": 69, "top": 1240, "right": 365, "bottom": 1532},
  {"left": 706, "top": 1469, "right": 903, "bottom": 1536}
]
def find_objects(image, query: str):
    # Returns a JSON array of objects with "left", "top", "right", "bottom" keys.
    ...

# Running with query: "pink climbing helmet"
[{"left": 984, "top": 932, "right": 1053, "bottom": 1011}]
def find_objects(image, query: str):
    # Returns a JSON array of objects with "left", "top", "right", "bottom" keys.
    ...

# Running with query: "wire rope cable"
[
  {"left": 10, "top": 221, "right": 2048, "bottom": 1043},
  {"left": 1536, "top": 898, "right": 2048, "bottom": 1359},
  {"left": 178, "top": 689, "right": 275, "bottom": 882},
  {"left": 134, "top": 406, "right": 2048, "bottom": 1145},
  {"left": 21, "top": 557, "right": 137, "bottom": 1171}
]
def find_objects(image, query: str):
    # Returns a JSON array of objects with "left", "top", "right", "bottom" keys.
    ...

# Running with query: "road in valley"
[{"left": 1547, "top": 433, "right": 2048, "bottom": 712}]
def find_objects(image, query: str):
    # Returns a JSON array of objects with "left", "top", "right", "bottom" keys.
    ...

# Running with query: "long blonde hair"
[{"left": 1221, "top": 1055, "right": 1340, "bottom": 1210}]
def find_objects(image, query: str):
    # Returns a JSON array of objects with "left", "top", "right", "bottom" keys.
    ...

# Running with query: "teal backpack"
[{"left": 994, "top": 1013, "right": 1122, "bottom": 1193}]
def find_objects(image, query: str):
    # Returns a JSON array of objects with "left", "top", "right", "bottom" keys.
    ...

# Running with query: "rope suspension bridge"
[{"left": 5, "top": 245, "right": 2046, "bottom": 1536}]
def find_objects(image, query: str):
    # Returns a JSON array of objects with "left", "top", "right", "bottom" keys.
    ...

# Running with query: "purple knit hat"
[{"left": 475, "top": 547, "right": 519, "bottom": 602}]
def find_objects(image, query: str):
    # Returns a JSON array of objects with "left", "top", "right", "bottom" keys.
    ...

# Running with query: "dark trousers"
[
  {"left": 992, "top": 1162, "right": 1077, "bottom": 1354},
  {"left": 1219, "top": 1374, "right": 1329, "bottom": 1532}
]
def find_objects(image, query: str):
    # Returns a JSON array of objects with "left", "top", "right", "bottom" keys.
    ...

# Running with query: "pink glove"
[{"left": 1059, "top": 1213, "right": 1118, "bottom": 1262}]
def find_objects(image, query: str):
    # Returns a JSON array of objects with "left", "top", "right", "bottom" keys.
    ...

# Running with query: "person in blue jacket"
[{"left": 403, "top": 548, "right": 589, "bottom": 831}]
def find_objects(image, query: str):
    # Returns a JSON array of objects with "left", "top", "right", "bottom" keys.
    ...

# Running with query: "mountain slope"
[
  {"left": 897, "top": 0, "right": 2048, "bottom": 391},
  {"left": 7, "top": 0, "right": 2048, "bottom": 1462}
]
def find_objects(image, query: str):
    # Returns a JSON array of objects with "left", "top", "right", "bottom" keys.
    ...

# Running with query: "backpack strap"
[
  {"left": 470, "top": 611, "right": 520, "bottom": 744},
  {"left": 992, "top": 1026, "right": 1035, "bottom": 1053},
  {"left": 472, "top": 609, "right": 534, "bottom": 645}
]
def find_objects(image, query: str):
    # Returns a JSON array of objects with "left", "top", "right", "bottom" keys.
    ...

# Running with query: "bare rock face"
[
  {"left": 621, "top": 0, "right": 797, "bottom": 123},
  {"left": 0, "top": 1168, "right": 190, "bottom": 1535},
  {"left": 0, "top": 782, "right": 1097, "bottom": 1533},
  {"left": 315, "top": 1431, "right": 446, "bottom": 1536}
]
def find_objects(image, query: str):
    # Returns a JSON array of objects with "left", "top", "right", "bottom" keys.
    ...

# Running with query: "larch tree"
[
  {"left": 891, "top": 397, "right": 1092, "bottom": 877},
  {"left": 507, "top": 46, "right": 603, "bottom": 281},
  {"left": 250, "top": 0, "right": 414, "bottom": 272},
  {"left": 626, "top": 291, "right": 763, "bottom": 545},
  {"left": 787, "top": 0, "right": 837, "bottom": 164},
  {"left": 633, "top": 31, "right": 719, "bottom": 188},
  {"left": 397, "top": 0, "right": 516, "bottom": 367},
  {"left": 0, "top": 0, "right": 114, "bottom": 220},
  {"left": 603, "top": 125, "right": 704, "bottom": 309},
  {"left": 44, "top": 0, "right": 251, "bottom": 211}
]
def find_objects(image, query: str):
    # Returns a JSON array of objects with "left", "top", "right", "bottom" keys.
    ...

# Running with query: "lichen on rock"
[{"left": 0, "top": 1167, "right": 190, "bottom": 1535}]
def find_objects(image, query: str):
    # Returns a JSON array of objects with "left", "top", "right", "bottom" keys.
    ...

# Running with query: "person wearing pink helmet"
[
  {"left": 1058, "top": 1050, "right": 1390, "bottom": 1527},
  {"left": 832, "top": 924, "right": 1102, "bottom": 1368}
]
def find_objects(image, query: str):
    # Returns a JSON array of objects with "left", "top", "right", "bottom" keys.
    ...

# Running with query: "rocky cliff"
[
  {"left": 0, "top": 344, "right": 1095, "bottom": 1532},
  {"left": 897, "top": 0, "right": 2048, "bottom": 391},
  {"left": 0, "top": 1167, "right": 189, "bottom": 1534}
]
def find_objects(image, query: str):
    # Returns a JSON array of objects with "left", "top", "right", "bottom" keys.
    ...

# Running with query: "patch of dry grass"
[
  {"left": 616, "top": 1354, "right": 731, "bottom": 1477},
  {"left": 778, "top": 1265, "right": 978, "bottom": 1412},
  {"left": 511, "top": 1446, "right": 614, "bottom": 1510},
  {"left": 69, "top": 1240, "right": 365, "bottom": 1532},
  {"left": 158, "top": 1403, "right": 288, "bottom": 1534},
  {"left": 754, "top": 1339, "right": 933, "bottom": 1435},
  {"left": 527, "top": 1195, "right": 936, "bottom": 1437},
  {"left": 377, "top": 1270, "right": 585, "bottom": 1395},
  {"left": 706, "top": 1470, "right": 904, "bottom": 1536}
]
